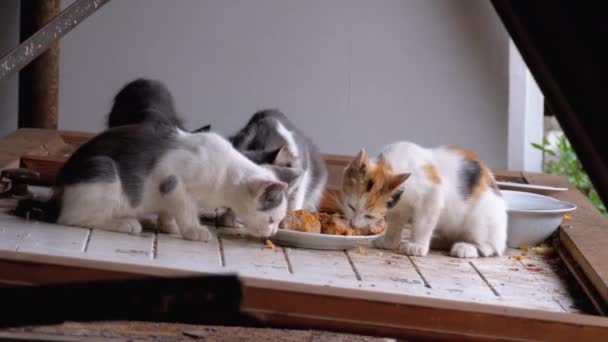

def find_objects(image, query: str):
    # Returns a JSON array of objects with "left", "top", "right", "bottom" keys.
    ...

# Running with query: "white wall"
[
  {"left": 0, "top": 0, "right": 20, "bottom": 137},
  {"left": 59, "top": 0, "right": 509, "bottom": 167}
]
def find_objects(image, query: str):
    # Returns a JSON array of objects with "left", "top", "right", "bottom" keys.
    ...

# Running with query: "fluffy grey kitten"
[
  {"left": 107, "top": 78, "right": 210, "bottom": 132},
  {"left": 229, "top": 109, "right": 327, "bottom": 211}
]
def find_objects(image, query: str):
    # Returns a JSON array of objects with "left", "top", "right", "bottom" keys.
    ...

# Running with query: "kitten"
[
  {"left": 107, "top": 78, "right": 210, "bottom": 132},
  {"left": 230, "top": 109, "right": 327, "bottom": 211},
  {"left": 340, "top": 142, "right": 507, "bottom": 258},
  {"left": 16, "top": 121, "right": 297, "bottom": 240}
]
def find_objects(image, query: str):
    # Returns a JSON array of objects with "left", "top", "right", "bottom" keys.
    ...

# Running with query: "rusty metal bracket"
[{"left": 0, "top": 0, "right": 111, "bottom": 80}]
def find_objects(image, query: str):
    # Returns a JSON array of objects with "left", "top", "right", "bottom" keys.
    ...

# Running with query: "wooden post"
[{"left": 18, "top": 0, "right": 61, "bottom": 129}]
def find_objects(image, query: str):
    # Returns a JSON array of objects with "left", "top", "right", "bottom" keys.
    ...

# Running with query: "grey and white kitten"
[
  {"left": 16, "top": 121, "right": 297, "bottom": 240},
  {"left": 230, "top": 109, "right": 327, "bottom": 211}
]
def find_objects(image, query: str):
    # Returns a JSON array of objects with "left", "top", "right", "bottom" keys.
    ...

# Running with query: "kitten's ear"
[
  {"left": 387, "top": 173, "right": 410, "bottom": 192},
  {"left": 345, "top": 149, "right": 369, "bottom": 178},
  {"left": 268, "top": 165, "right": 300, "bottom": 185},
  {"left": 248, "top": 179, "right": 287, "bottom": 198},
  {"left": 274, "top": 145, "right": 296, "bottom": 165}
]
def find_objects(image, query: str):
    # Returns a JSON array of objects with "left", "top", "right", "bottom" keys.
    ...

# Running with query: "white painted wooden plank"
[
  {"left": 85, "top": 229, "right": 154, "bottom": 261},
  {"left": 471, "top": 249, "right": 565, "bottom": 312},
  {"left": 16, "top": 221, "right": 89, "bottom": 254},
  {"left": 410, "top": 251, "right": 500, "bottom": 303},
  {"left": 154, "top": 231, "right": 222, "bottom": 271},
  {"left": 511, "top": 250, "right": 581, "bottom": 312},
  {"left": 347, "top": 248, "right": 431, "bottom": 296},
  {"left": 220, "top": 235, "right": 290, "bottom": 278},
  {"left": 286, "top": 248, "right": 357, "bottom": 286},
  {"left": 0, "top": 214, "right": 32, "bottom": 251}
]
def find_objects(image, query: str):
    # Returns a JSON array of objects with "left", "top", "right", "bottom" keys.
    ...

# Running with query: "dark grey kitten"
[
  {"left": 229, "top": 109, "right": 328, "bottom": 211},
  {"left": 107, "top": 78, "right": 210, "bottom": 132}
]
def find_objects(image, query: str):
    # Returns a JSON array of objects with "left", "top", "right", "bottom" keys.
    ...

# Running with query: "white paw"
[
  {"left": 399, "top": 241, "right": 429, "bottom": 256},
  {"left": 182, "top": 226, "right": 211, "bottom": 241},
  {"left": 116, "top": 219, "right": 142, "bottom": 234},
  {"left": 159, "top": 217, "right": 180, "bottom": 234},
  {"left": 450, "top": 242, "right": 479, "bottom": 258},
  {"left": 373, "top": 236, "right": 400, "bottom": 250}
]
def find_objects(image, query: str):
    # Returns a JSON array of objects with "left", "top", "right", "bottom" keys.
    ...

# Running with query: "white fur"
[
  {"left": 58, "top": 130, "right": 289, "bottom": 240},
  {"left": 343, "top": 141, "right": 507, "bottom": 258},
  {"left": 273, "top": 120, "right": 326, "bottom": 211}
]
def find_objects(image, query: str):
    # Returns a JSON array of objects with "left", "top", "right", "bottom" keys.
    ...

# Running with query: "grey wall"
[
  {"left": 0, "top": 0, "right": 20, "bottom": 137},
  {"left": 59, "top": 0, "right": 508, "bottom": 167}
]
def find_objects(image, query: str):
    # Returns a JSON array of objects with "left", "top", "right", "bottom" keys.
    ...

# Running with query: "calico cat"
[
  {"left": 341, "top": 142, "right": 507, "bottom": 258},
  {"left": 16, "top": 121, "right": 296, "bottom": 240},
  {"left": 230, "top": 109, "right": 327, "bottom": 211},
  {"left": 107, "top": 78, "right": 210, "bottom": 132}
]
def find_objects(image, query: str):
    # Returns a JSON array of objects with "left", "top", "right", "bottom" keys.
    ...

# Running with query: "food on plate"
[
  {"left": 279, "top": 210, "right": 321, "bottom": 233},
  {"left": 280, "top": 210, "right": 386, "bottom": 236}
]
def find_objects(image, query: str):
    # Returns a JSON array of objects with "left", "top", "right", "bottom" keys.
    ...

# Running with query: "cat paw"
[
  {"left": 112, "top": 218, "right": 142, "bottom": 234},
  {"left": 450, "top": 242, "right": 479, "bottom": 258},
  {"left": 158, "top": 217, "right": 180, "bottom": 234},
  {"left": 399, "top": 241, "right": 429, "bottom": 256},
  {"left": 373, "top": 236, "right": 401, "bottom": 250},
  {"left": 182, "top": 226, "right": 212, "bottom": 241}
]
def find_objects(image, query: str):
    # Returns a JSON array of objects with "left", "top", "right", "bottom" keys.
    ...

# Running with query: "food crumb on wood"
[
  {"left": 514, "top": 255, "right": 525, "bottom": 261},
  {"left": 563, "top": 214, "right": 573, "bottom": 221},
  {"left": 357, "top": 247, "right": 366, "bottom": 255},
  {"left": 531, "top": 243, "right": 554, "bottom": 256},
  {"left": 264, "top": 240, "right": 276, "bottom": 249}
]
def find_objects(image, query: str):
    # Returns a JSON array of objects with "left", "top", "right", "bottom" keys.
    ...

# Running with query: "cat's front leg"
[
  {"left": 163, "top": 185, "right": 211, "bottom": 241},
  {"left": 373, "top": 211, "right": 405, "bottom": 250},
  {"left": 400, "top": 193, "right": 443, "bottom": 257},
  {"left": 158, "top": 213, "right": 180, "bottom": 234}
]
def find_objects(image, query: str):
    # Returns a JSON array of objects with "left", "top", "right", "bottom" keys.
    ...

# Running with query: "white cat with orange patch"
[{"left": 341, "top": 142, "right": 507, "bottom": 258}]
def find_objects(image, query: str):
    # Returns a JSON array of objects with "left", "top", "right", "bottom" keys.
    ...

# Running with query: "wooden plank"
[
  {"left": 155, "top": 232, "right": 222, "bottom": 271},
  {"left": 15, "top": 221, "right": 89, "bottom": 255},
  {"left": 220, "top": 235, "right": 290, "bottom": 278},
  {"left": 523, "top": 172, "right": 608, "bottom": 310},
  {"left": 0, "top": 129, "right": 63, "bottom": 170},
  {"left": 471, "top": 249, "right": 566, "bottom": 312},
  {"left": 409, "top": 251, "right": 501, "bottom": 304},
  {"left": 346, "top": 247, "right": 431, "bottom": 296},
  {"left": 59, "top": 130, "right": 95, "bottom": 146},
  {"left": 243, "top": 279, "right": 608, "bottom": 342},
  {"left": 286, "top": 248, "right": 357, "bottom": 286},
  {"left": 85, "top": 229, "right": 154, "bottom": 262}
]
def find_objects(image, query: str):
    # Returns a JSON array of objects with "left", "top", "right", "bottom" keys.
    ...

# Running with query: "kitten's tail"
[{"left": 14, "top": 192, "right": 62, "bottom": 223}]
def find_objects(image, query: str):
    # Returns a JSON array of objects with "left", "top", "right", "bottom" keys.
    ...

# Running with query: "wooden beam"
[{"left": 18, "top": 0, "right": 61, "bottom": 129}]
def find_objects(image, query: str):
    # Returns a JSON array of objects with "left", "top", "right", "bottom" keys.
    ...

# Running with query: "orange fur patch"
[
  {"left": 448, "top": 146, "right": 501, "bottom": 198},
  {"left": 343, "top": 159, "right": 399, "bottom": 215},
  {"left": 423, "top": 163, "right": 442, "bottom": 184}
]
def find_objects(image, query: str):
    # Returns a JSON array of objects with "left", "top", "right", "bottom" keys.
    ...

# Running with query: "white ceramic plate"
[
  {"left": 503, "top": 190, "right": 576, "bottom": 248},
  {"left": 496, "top": 181, "right": 568, "bottom": 193},
  {"left": 273, "top": 228, "right": 383, "bottom": 250}
]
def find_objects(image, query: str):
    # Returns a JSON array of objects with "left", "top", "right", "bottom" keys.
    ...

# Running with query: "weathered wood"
[
  {"left": 155, "top": 232, "right": 223, "bottom": 271},
  {"left": 0, "top": 321, "right": 391, "bottom": 342},
  {"left": 242, "top": 280, "right": 608, "bottom": 342},
  {"left": 220, "top": 235, "right": 290, "bottom": 278},
  {"left": 523, "top": 172, "right": 608, "bottom": 312},
  {"left": 0, "top": 129, "right": 64, "bottom": 170},
  {"left": 19, "top": 0, "right": 61, "bottom": 129}
]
